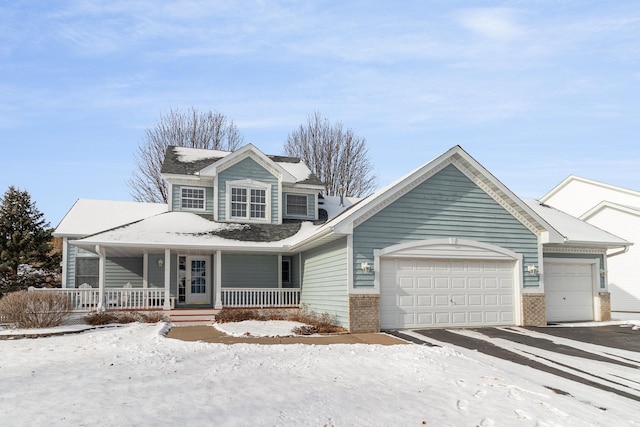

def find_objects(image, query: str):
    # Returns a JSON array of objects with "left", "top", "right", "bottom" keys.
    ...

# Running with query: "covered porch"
[{"left": 58, "top": 243, "right": 301, "bottom": 312}]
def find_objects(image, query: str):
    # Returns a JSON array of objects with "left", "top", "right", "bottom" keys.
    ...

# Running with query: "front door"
[{"left": 178, "top": 256, "right": 211, "bottom": 304}]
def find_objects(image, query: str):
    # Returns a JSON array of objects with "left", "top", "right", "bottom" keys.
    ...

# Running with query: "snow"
[
  {"left": 174, "top": 146, "right": 231, "bottom": 163},
  {"left": 72, "top": 212, "right": 323, "bottom": 249},
  {"left": 54, "top": 199, "right": 168, "bottom": 236},
  {"left": 214, "top": 320, "right": 308, "bottom": 337},
  {"left": 525, "top": 199, "right": 629, "bottom": 246},
  {"left": 1, "top": 322, "right": 639, "bottom": 426}
]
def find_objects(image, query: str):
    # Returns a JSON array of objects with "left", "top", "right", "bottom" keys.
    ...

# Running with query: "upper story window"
[
  {"left": 181, "top": 187, "right": 205, "bottom": 210},
  {"left": 227, "top": 180, "right": 271, "bottom": 222},
  {"left": 286, "top": 194, "right": 308, "bottom": 216}
]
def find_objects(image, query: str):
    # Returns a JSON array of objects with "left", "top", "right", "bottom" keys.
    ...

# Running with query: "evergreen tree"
[{"left": 0, "top": 186, "right": 59, "bottom": 296}]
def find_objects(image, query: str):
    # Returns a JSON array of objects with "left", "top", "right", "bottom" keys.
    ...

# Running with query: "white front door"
[{"left": 178, "top": 256, "right": 211, "bottom": 304}]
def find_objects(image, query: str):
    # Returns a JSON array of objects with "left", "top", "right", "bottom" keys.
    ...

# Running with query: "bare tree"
[
  {"left": 284, "top": 112, "right": 377, "bottom": 197},
  {"left": 129, "top": 108, "right": 244, "bottom": 203}
]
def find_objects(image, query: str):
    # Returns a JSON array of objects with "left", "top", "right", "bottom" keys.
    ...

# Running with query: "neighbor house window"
[
  {"left": 76, "top": 257, "right": 99, "bottom": 287},
  {"left": 181, "top": 187, "right": 205, "bottom": 210},
  {"left": 286, "top": 194, "right": 308, "bottom": 216},
  {"left": 227, "top": 180, "right": 271, "bottom": 222}
]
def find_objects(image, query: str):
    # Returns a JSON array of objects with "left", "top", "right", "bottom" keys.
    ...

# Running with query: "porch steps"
[{"left": 169, "top": 309, "right": 220, "bottom": 326}]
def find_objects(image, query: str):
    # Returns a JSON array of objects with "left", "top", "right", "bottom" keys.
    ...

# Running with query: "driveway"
[{"left": 391, "top": 324, "right": 640, "bottom": 404}]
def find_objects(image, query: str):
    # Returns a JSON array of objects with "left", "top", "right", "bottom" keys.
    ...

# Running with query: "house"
[
  {"left": 541, "top": 176, "right": 640, "bottom": 320},
  {"left": 52, "top": 145, "right": 629, "bottom": 332}
]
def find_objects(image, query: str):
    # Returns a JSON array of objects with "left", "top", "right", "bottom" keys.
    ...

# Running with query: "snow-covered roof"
[
  {"left": 161, "top": 145, "right": 323, "bottom": 186},
  {"left": 72, "top": 212, "right": 322, "bottom": 253},
  {"left": 524, "top": 200, "right": 630, "bottom": 248},
  {"left": 54, "top": 199, "right": 168, "bottom": 237}
]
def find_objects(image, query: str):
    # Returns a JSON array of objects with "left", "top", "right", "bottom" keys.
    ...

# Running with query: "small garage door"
[
  {"left": 380, "top": 258, "right": 516, "bottom": 329},
  {"left": 545, "top": 260, "right": 595, "bottom": 322}
]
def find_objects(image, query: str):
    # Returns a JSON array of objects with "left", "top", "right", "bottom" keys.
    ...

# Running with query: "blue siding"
[
  {"left": 172, "top": 185, "right": 213, "bottom": 214},
  {"left": 354, "top": 164, "right": 539, "bottom": 288},
  {"left": 300, "top": 237, "right": 349, "bottom": 327},
  {"left": 105, "top": 257, "right": 143, "bottom": 288},
  {"left": 222, "top": 254, "right": 278, "bottom": 288},
  {"left": 218, "top": 157, "right": 279, "bottom": 223},
  {"left": 148, "top": 254, "right": 165, "bottom": 288},
  {"left": 544, "top": 252, "right": 606, "bottom": 289}
]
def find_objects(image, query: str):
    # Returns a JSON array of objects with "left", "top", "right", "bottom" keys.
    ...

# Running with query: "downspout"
[{"left": 607, "top": 245, "right": 630, "bottom": 258}]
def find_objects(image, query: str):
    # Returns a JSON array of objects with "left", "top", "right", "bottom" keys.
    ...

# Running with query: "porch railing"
[
  {"left": 28, "top": 287, "right": 174, "bottom": 311},
  {"left": 28, "top": 287, "right": 300, "bottom": 310},
  {"left": 221, "top": 288, "right": 300, "bottom": 308}
]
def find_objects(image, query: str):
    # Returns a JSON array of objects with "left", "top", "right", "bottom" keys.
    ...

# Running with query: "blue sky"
[{"left": 1, "top": 1, "right": 639, "bottom": 226}]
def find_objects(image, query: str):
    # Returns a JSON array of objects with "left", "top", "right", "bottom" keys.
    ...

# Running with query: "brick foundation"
[
  {"left": 521, "top": 293, "right": 546, "bottom": 326},
  {"left": 348, "top": 294, "right": 380, "bottom": 333},
  {"left": 598, "top": 292, "right": 611, "bottom": 321}
]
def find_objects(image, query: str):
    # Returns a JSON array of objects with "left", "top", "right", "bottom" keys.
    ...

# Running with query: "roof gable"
[
  {"left": 542, "top": 175, "right": 640, "bottom": 202},
  {"left": 327, "top": 145, "right": 563, "bottom": 243},
  {"left": 581, "top": 200, "right": 640, "bottom": 221},
  {"left": 161, "top": 144, "right": 322, "bottom": 186}
]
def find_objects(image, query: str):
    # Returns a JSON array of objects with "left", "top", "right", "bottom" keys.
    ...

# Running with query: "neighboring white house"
[{"left": 541, "top": 176, "right": 639, "bottom": 320}]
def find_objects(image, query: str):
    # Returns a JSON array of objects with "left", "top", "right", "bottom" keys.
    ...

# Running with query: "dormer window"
[
  {"left": 181, "top": 187, "right": 205, "bottom": 210},
  {"left": 286, "top": 194, "right": 308, "bottom": 216},
  {"left": 226, "top": 179, "right": 271, "bottom": 222}
]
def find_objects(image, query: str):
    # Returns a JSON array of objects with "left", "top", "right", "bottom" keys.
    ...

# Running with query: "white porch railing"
[
  {"left": 28, "top": 287, "right": 174, "bottom": 311},
  {"left": 28, "top": 287, "right": 300, "bottom": 310},
  {"left": 221, "top": 288, "right": 300, "bottom": 308}
]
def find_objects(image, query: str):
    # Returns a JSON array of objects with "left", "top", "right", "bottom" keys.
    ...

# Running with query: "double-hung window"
[
  {"left": 286, "top": 194, "right": 308, "bottom": 217},
  {"left": 227, "top": 180, "right": 271, "bottom": 222},
  {"left": 181, "top": 187, "right": 205, "bottom": 210}
]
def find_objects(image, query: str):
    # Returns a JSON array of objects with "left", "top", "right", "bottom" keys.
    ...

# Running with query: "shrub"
[
  {"left": 0, "top": 290, "right": 74, "bottom": 329},
  {"left": 85, "top": 311, "right": 168, "bottom": 326},
  {"left": 215, "top": 305, "right": 345, "bottom": 335}
]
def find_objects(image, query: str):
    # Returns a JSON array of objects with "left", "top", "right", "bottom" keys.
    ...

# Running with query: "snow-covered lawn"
[{"left": 1, "top": 322, "right": 639, "bottom": 426}]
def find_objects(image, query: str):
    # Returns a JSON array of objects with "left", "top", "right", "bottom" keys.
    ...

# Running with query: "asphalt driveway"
[{"left": 392, "top": 324, "right": 640, "bottom": 404}]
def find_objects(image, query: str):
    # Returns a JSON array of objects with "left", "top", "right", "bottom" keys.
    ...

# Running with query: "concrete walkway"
[{"left": 166, "top": 325, "right": 407, "bottom": 345}]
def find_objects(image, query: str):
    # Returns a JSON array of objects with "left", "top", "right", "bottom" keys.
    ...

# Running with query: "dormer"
[{"left": 160, "top": 144, "right": 324, "bottom": 224}]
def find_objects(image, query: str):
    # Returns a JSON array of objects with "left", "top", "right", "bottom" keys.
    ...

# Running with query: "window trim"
[
  {"left": 180, "top": 186, "right": 206, "bottom": 211},
  {"left": 225, "top": 179, "right": 271, "bottom": 223},
  {"left": 285, "top": 194, "right": 309, "bottom": 217}
]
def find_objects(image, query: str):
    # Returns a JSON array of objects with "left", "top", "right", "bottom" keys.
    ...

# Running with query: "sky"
[{"left": 1, "top": 1, "right": 639, "bottom": 227}]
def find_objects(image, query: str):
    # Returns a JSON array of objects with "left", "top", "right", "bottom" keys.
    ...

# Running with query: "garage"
[
  {"left": 545, "top": 259, "right": 596, "bottom": 322},
  {"left": 380, "top": 257, "right": 517, "bottom": 329}
]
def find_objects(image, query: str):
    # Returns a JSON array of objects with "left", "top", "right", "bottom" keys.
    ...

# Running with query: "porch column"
[
  {"left": 214, "top": 251, "right": 222, "bottom": 309},
  {"left": 96, "top": 245, "right": 106, "bottom": 311},
  {"left": 163, "top": 248, "right": 171, "bottom": 310},
  {"left": 142, "top": 252, "right": 148, "bottom": 288}
]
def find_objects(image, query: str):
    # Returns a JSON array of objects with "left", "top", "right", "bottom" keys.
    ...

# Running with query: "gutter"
[{"left": 607, "top": 245, "right": 630, "bottom": 258}]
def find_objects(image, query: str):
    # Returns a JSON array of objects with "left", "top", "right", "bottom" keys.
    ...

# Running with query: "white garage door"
[
  {"left": 545, "top": 261, "right": 595, "bottom": 322},
  {"left": 380, "top": 258, "right": 516, "bottom": 329}
]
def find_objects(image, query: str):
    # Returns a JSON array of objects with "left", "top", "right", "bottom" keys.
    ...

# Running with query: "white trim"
[
  {"left": 542, "top": 175, "right": 640, "bottom": 205},
  {"left": 61, "top": 237, "right": 68, "bottom": 288},
  {"left": 179, "top": 186, "right": 206, "bottom": 212},
  {"left": 143, "top": 251, "right": 148, "bottom": 288},
  {"left": 581, "top": 200, "right": 640, "bottom": 221},
  {"left": 225, "top": 179, "right": 272, "bottom": 223},
  {"left": 215, "top": 251, "right": 222, "bottom": 309},
  {"left": 213, "top": 177, "right": 219, "bottom": 221},
  {"left": 97, "top": 245, "right": 106, "bottom": 311},
  {"left": 376, "top": 238, "right": 522, "bottom": 260},
  {"left": 163, "top": 249, "right": 171, "bottom": 310},
  {"left": 544, "top": 246, "right": 606, "bottom": 254},
  {"left": 167, "top": 182, "right": 173, "bottom": 211}
]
